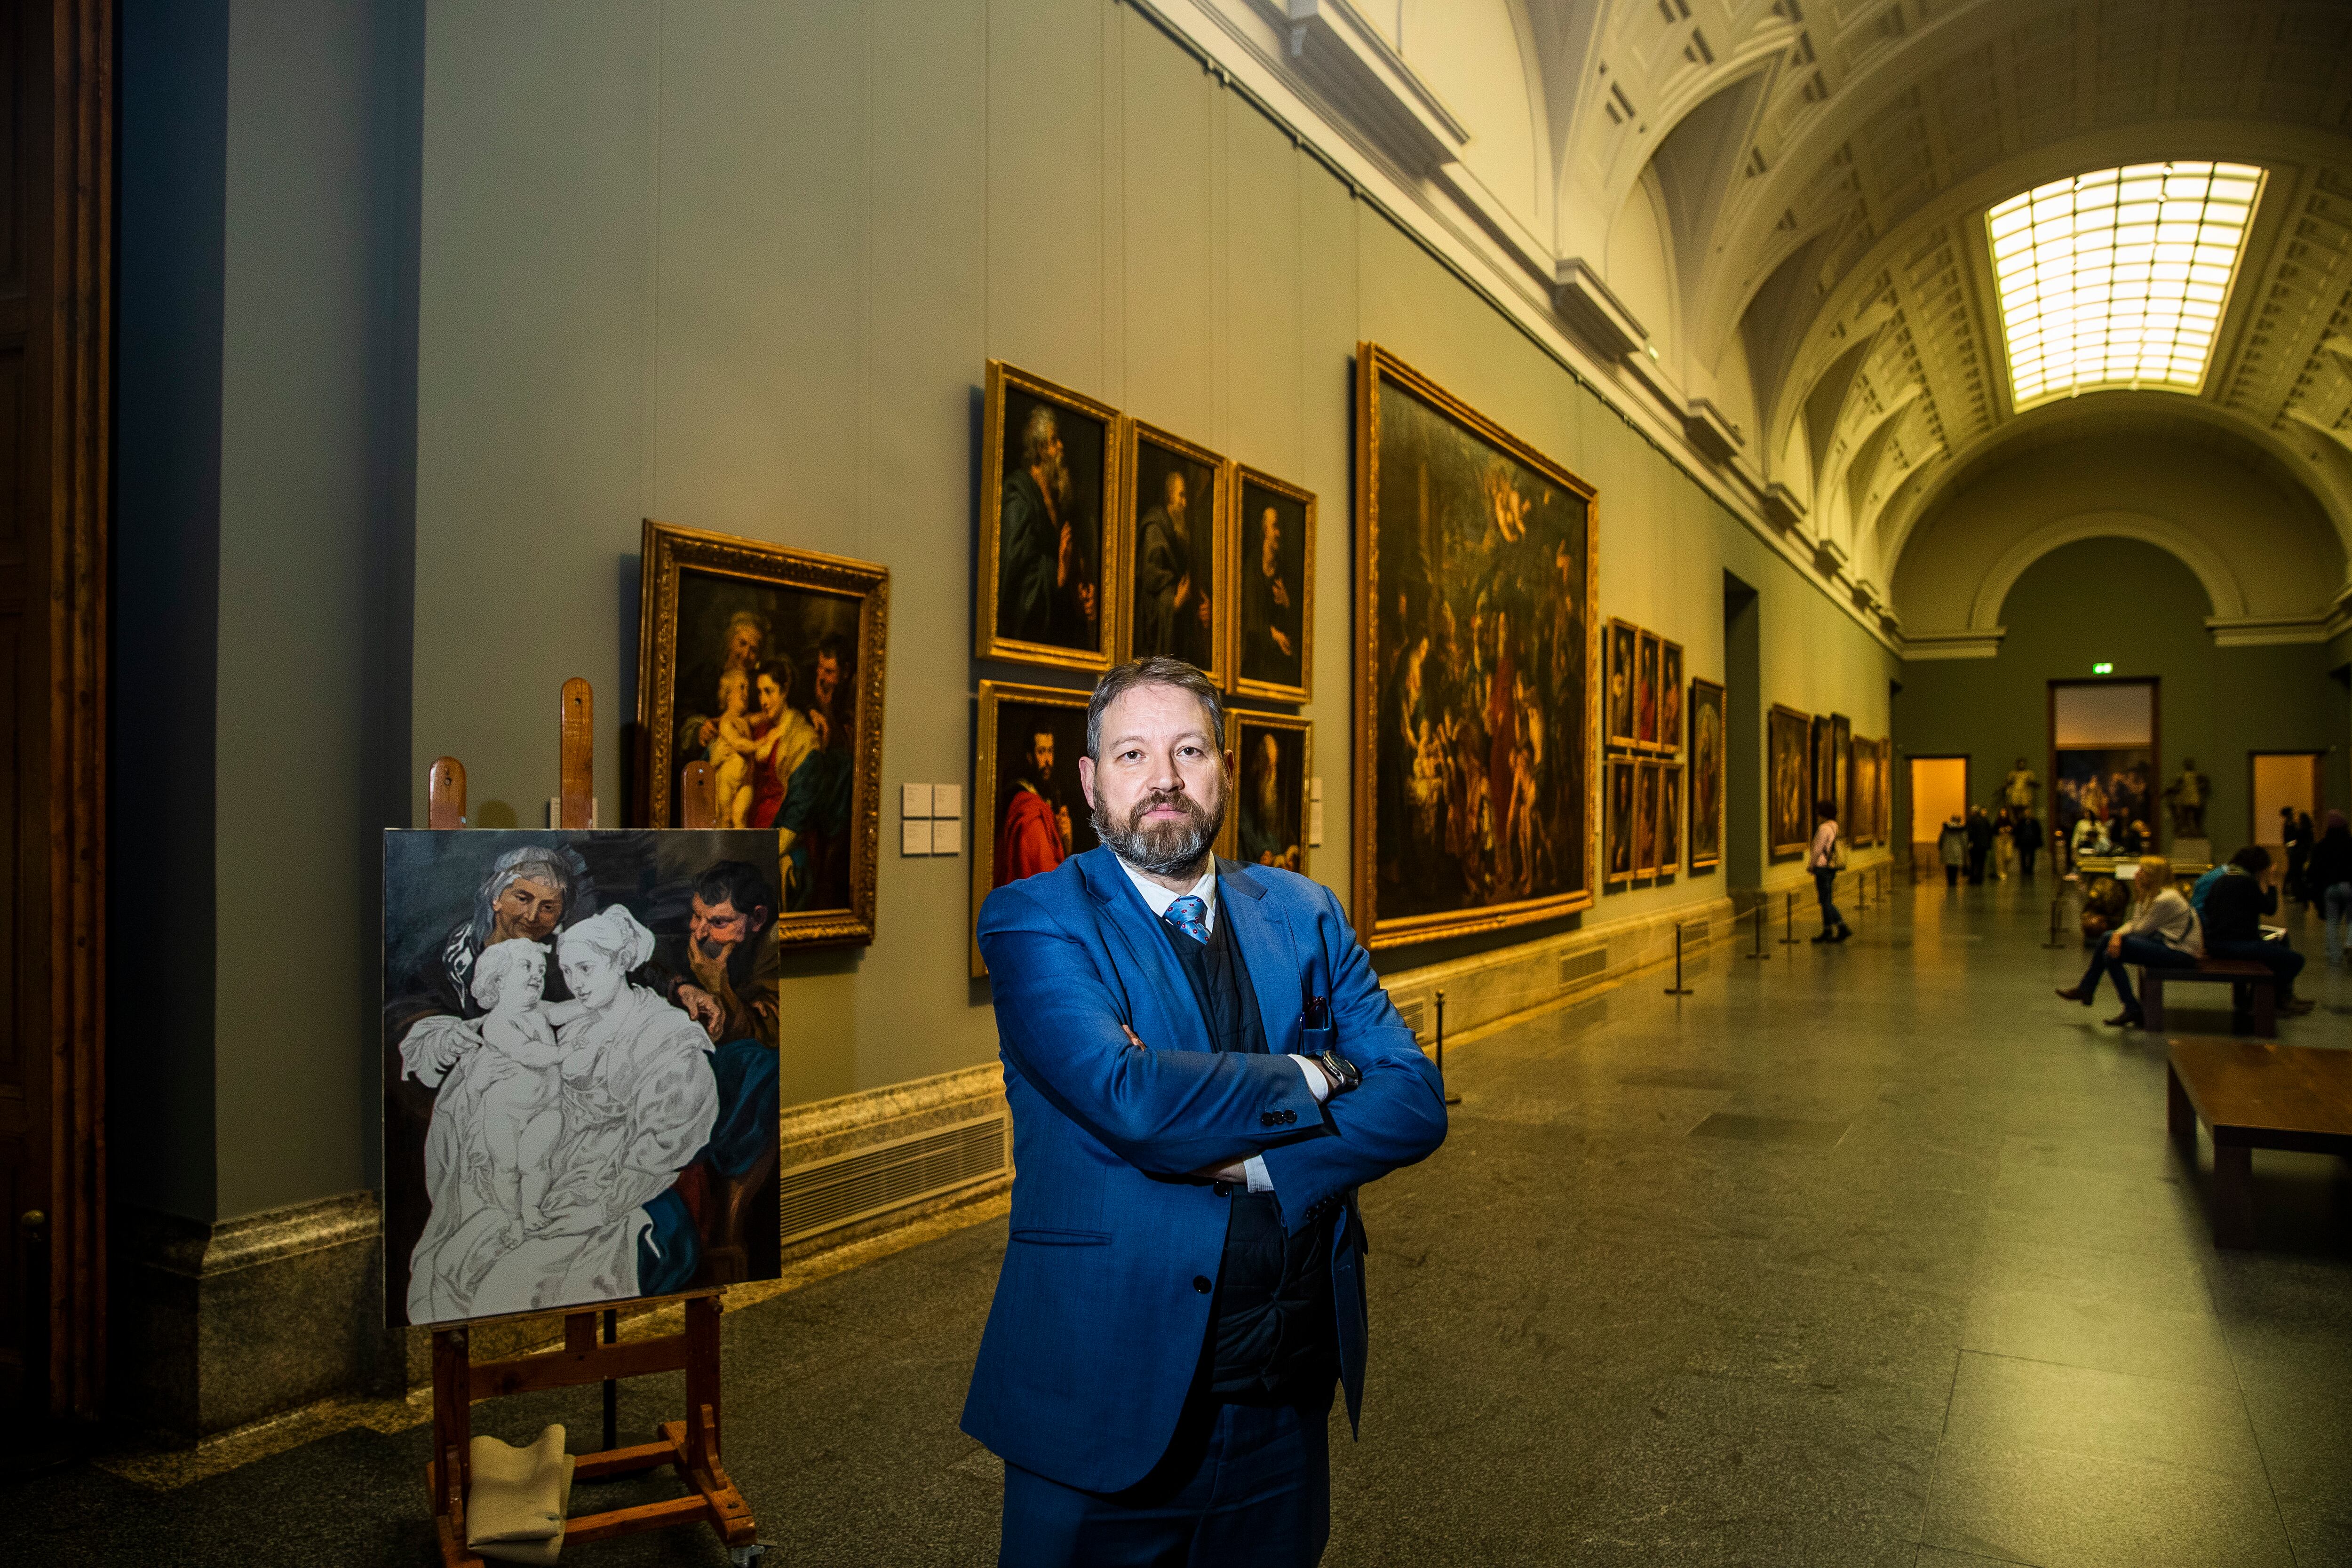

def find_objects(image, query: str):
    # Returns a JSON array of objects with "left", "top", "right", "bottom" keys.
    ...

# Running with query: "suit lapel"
[
  {"left": 1078, "top": 849, "right": 1215, "bottom": 1054},
  {"left": 1218, "top": 860, "right": 1303, "bottom": 1058}
]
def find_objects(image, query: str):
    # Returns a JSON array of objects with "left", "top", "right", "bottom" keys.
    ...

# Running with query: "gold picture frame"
[
  {"left": 1770, "top": 703, "right": 1814, "bottom": 860},
  {"left": 1687, "top": 677, "right": 1724, "bottom": 873},
  {"left": 1221, "top": 709, "right": 1312, "bottom": 875},
  {"left": 1605, "top": 619, "right": 1638, "bottom": 751},
  {"left": 1354, "top": 343, "right": 1600, "bottom": 947},
  {"left": 976, "top": 361, "right": 1121, "bottom": 673},
  {"left": 1228, "top": 465, "right": 1316, "bottom": 704},
  {"left": 1605, "top": 756, "right": 1635, "bottom": 889},
  {"left": 1659, "top": 761, "right": 1684, "bottom": 879},
  {"left": 1120, "top": 419, "right": 1230, "bottom": 685},
  {"left": 1658, "top": 639, "right": 1684, "bottom": 758},
  {"left": 636, "top": 519, "right": 889, "bottom": 948},
  {"left": 970, "top": 679, "right": 1097, "bottom": 977},
  {"left": 1635, "top": 758, "right": 1660, "bottom": 877}
]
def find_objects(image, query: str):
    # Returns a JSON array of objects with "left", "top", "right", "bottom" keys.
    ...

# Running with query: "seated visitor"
[
  {"left": 2055, "top": 854, "right": 2201, "bottom": 1029},
  {"left": 2114, "top": 819, "right": 2146, "bottom": 855},
  {"left": 2201, "top": 845, "right": 2314, "bottom": 1017}
]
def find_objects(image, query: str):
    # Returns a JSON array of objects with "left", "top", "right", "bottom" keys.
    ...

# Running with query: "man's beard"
[
  {"left": 1095, "top": 787, "right": 1224, "bottom": 877},
  {"left": 1040, "top": 454, "right": 1070, "bottom": 509}
]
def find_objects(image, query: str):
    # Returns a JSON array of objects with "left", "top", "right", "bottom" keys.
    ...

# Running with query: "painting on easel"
[{"left": 383, "top": 829, "right": 785, "bottom": 1328}]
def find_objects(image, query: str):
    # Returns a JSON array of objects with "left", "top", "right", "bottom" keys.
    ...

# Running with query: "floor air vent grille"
[
  {"left": 1559, "top": 947, "right": 1607, "bottom": 985},
  {"left": 777, "top": 1114, "right": 1007, "bottom": 1248}
]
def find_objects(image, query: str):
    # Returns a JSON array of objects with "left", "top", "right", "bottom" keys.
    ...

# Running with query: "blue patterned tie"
[{"left": 1163, "top": 894, "right": 1211, "bottom": 945}]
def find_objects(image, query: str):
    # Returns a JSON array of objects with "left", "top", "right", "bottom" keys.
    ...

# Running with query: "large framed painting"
[
  {"left": 1769, "top": 704, "right": 1813, "bottom": 859},
  {"left": 1658, "top": 641, "right": 1685, "bottom": 757},
  {"left": 1688, "top": 677, "right": 1724, "bottom": 873},
  {"left": 1605, "top": 756, "right": 1635, "bottom": 888},
  {"left": 1875, "top": 737, "right": 1893, "bottom": 844},
  {"left": 384, "top": 829, "right": 787, "bottom": 1327},
  {"left": 977, "top": 361, "right": 1119, "bottom": 671},
  {"left": 1851, "top": 736, "right": 1882, "bottom": 846},
  {"left": 1226, "top": 711, "right": 1312, "bottom": 874},
  {"left": 1231, "top": 467, "right": 1315, "bottom": 703},
  {"left": 1355, "top": 343, "right": 1599, "bottom": 946},
  {"left": 1605, "top": 619, "right": 1638, "bottom": 750},
  {"left": 1660, "top": 762, "right": 1684, "bottom": 877},
  {"left": 1635, "top": 758, "right": 1660, "bottom": 877},
  {"left": 972, "top": 681, "right": 1099, "bottom": 977},
  {"left": 1635, "top": 629, "right": 1661, "bottom": 750},
  {"left": 636, "top": 521, "right": 888, "bottom": 947},
  {"left": 1121, "top": 420, "right": 1229, "bottom": 682},
  {"left": 1831, "top": 713, "right": 1853, "bottom": 831},
  {"left": 1810, "top": 715, "right": 1836, "bottom": 830}
]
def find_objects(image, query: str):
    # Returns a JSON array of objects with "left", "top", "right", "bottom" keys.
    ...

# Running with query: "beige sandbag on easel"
[{"left": 469, "top": 1424, "right": 576, "bottom": 1565}]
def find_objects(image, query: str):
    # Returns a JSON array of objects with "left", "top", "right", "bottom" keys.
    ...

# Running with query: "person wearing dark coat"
[
  {"left": 1938, "top": 814, "right": 1967, "bottom": 889},
  {"left": 2311, "top": 811, "right": 2352, "bottom": 966},
  {"left": 2203, "top": 845, "right": 2313, "bottom": 1015},
  {"left": 1963, "top": 807, "right": 1994, "bottom": 885},
  {"left": 2017, "top": 812, "right": 2042, "bottom": 879}
]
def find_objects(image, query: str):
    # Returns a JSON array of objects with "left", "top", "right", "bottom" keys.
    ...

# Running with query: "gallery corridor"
[{"left": 9, "top": 874, "right": 2350, "bottom": 1568}]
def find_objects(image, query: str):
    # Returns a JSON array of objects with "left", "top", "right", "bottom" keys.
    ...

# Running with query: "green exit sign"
[{"left": 2092, "top": 662, "right": 2114, "bottom": 674}]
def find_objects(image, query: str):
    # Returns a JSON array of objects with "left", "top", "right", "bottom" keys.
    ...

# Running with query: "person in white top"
[
  {"left": 2055, "top": 853, "right": 2202, "bottom": 1028},
  {"left": 1808, "top": 799, "right": 1850, "bottom": 944}
]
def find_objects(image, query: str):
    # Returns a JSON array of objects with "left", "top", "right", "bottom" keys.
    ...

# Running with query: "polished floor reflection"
[{"left": 9, "top": 873, "right": 2349, "bottom": 1567}]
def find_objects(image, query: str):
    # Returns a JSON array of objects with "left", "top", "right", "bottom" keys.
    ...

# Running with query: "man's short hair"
[
  {"left": 1021, "top": 404, "right": 1059, "bottom": 469},
  {"left": 2229, "top": 844, "right": 2272, "bottom": 874},
  {"left": 694, "top": 860, "right": 777, "bottom": 923},
  {"left": 1087, "top": 657, "right": 1224, "bottom": 760}
]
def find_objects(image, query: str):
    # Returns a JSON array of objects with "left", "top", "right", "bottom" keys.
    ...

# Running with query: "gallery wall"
[
  {"left": 1895, "top": 537, "right": 2352, "bottom": 853},
  {"left": 115, "top": 0, "right": 1895, "bottom": 1229}
]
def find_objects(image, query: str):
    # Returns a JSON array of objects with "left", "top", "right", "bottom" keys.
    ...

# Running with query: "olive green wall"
[
  {"left": 1894, "top": 537, "right": 2351, "bottom": 853},
  {"left": 119, "top": 0, "right": 1893, "bottom": 1224}
]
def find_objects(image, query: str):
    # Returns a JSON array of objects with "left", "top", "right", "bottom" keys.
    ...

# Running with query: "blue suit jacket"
[{"left": 961, "top": 847, "right": 1448, "bottom": 1493}]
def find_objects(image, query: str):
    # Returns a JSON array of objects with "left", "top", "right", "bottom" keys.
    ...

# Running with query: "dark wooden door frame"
[
  {"left": 2048, "top": 677, "right": 2161, "bottom": 864},
  {"left": 4, "top": 0, "right": 110, "bottom": 1423}
]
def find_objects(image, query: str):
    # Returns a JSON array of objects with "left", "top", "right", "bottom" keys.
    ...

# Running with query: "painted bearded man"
[{"left": 995, "top": 725, "right": 1074, "bottom": 886}]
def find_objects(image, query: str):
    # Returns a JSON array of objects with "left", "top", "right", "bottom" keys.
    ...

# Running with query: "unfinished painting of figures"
[
  {"left": 383, "top": 830, "right": 786, "bottom": 1328},
  {"left": 1356, "top": 344, "right": 1597, "bottom": 946}
]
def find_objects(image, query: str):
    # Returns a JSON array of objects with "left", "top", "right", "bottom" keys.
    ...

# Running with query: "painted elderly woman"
[{"left": 403, "top": 906, "right": 719, "bottom": 1322}]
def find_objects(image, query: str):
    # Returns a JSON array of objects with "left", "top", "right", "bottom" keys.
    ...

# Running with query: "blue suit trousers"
[{"left": 999, "top": 1387, "right": 1334, "bottom": 1568}]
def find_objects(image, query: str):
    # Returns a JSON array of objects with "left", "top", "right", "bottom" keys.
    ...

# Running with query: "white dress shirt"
[{"left": 1115, "top": 855, "right": 1328, "bottom": 1194}]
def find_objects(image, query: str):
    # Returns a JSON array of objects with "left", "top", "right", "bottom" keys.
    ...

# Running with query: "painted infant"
[
  {"left": 469, "top": 939, "right": 587, "bottom": 1234},
  {"left": 707, "top": 667, "right": 764, "bottom": 829}
]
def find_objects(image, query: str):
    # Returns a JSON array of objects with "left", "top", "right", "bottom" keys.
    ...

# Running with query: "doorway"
[
  {"left": 1909, "top": 756, "right": 1968, "bottom": 878},
  {"left": 1722, "top": 572, "right": 1760, "bottom": 886},
  {"left": 2050, "top": 678, "right": 2160, "bottom": 867},
  {"left": 2250, "top": 752, "right": 2323, "bottom": 847}
]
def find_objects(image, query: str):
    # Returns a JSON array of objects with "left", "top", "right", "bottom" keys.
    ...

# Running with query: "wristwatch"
[{"left": 1311, "top": 1047, "right": 1360, "bottom": 1095}]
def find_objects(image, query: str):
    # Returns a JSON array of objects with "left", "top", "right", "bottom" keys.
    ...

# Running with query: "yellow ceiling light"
[{"left": 1986, "top": 161, "right": 2264, "bottom": 409}]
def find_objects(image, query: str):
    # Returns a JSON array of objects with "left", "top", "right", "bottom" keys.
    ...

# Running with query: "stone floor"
[{"left": 8, "top": 873, "right": 2350, "bottom": 1567}]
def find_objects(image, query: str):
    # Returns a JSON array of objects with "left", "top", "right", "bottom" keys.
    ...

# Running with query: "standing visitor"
[
  {"left": 2290, "top": 810, "right": 2318, "bottom": 909},
  {"left": 2280, "top": 807, "right": 2310, "bottom": 907},
  {"left": 2201, "top": 845, "right": 2314, "bottom": 1016},
  {"left": 2055, "top": 855, "right": 2202, "bottom": 1028},
  {"left": 1964, "top": 807, "right": 1994, "bottom": 885},
  {"left": 1992, "top": 807, "right": 2018, "bottom": 882},
  {"left": 2017, "top": 811, "right": 2042, "bottom": 880},
  {"left": 1810, "top": 799, "right": 1851, "bottom": 943},
  {"left": 2312, "top": 811, "right": 2352, "bottom": 967},
  {"left": 1938, "top": 813, "right": 1967, "bottom": 889}
]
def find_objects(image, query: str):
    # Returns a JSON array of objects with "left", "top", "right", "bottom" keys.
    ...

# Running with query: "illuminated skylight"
[{"left": 1986, "top": 161, "right": 2264, "bottom": 408}]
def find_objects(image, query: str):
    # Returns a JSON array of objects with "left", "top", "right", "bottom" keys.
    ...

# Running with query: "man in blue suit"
[{"left": 966, "top": 656, "right": 1449, "bottom": 1566}]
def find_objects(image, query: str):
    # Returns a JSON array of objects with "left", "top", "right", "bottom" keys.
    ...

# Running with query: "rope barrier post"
[
  {"left": 1780, "top": 890, "right": 1801, "bottom": 945},
  {"left": 2042, "top": 891, "right": 2069, "bottom": 949},
  {"left": 1743, "top": 899, "right": 1771, "bottom": 960},
  {"left": 1435, "top": 989, "right": 1461, "bottom": 1106},
  {"left": 1663, "top": 921, "right": 1695, "bottom": 995}
]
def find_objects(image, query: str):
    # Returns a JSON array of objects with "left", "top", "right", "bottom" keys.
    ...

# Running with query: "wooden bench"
[
  {"left": 2168, "top": 1041, "right": 2352, "bottom": 1246},
  {"left": 2138, "top": 957, "right": 2276, "bottom": 1037}
]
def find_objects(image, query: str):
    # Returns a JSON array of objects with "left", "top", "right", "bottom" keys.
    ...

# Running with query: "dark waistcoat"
[{"left": 1159, "top": 897, "right": 1337, "bottom": 1405}]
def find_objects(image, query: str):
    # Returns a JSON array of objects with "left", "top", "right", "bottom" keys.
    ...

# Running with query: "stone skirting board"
[
  {"left": 111, "top": 1191, "right": 388, "bottom": 1440},
  {"left": 1379, "top": 893, "right": 1741, "bottom": 1045}
]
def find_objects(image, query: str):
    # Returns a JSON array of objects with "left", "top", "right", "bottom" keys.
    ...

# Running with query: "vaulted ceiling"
[{"left": 1175, "top": 0, "right": 2352, "bottom": 644}]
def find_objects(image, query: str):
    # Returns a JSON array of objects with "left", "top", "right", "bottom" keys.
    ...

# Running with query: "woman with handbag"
[{"left": 1810, "top": 799, "right": 1851, "bottom": 944}]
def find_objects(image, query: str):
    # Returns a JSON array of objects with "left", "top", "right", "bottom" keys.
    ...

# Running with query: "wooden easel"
[{"left": 422, "top": 678, "right": 754, "bottom": 1567}]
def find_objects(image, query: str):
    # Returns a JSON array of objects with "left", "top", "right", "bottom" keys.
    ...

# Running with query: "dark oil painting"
[
  {"left": 1234, "top": 716, "right": 1309, "bottom": 874},
  {"left": 1357, "top": 345, "right": 1597, "bottom": 946},
  {"left": 979, "top": 364, "right": 1115, "bottom": 669},
  {"left": 972, "top": 682, "right": 1099, "bottom": 976},
  {"left": 1606, "top": 757, "right": 1635, "bottom": 886},
  {"left": 1770, "top": 704, "right": 1812, "bottom": 858},
  {"left": 1125, "top": 428, "right": 1223, "bottom": 677},
  {"left": 1235, "top": 474, "right": 1312, "bottom": 700},
  {"left": 1689, "top": 677, "right": 1724, "bottom": 871}
]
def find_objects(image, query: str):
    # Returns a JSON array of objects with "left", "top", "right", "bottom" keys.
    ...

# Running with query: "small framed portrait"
[
  {"left": 1605, "top": 619, "right": 1638, "bottom": 750},
  {"left": 1605, "top": 756, "right": 1636, "bottom": 887},
  {"left": 1635, "top": 758, "right": 1661, "bottom": 876},
  {"left": 1635, "top": 629, "right": 1661, "bottom": 750},
  {"left": 1230, "top": 467, "right": 1315, "bottom": 703},
  {"left": 636, "top": 520, "right": 888, "bottom": 948},
  {"left": 1658, "top": 640, "right": 1684, "bottom": 756},
  {"left": 977, "top": 361, "right": 1120, "bottom": 671},
  {"left": 1224, "top": 711, "right": 1311, "bottom": 875},
  {"left": 972, "top": 681, "right": 1100, "bottom": 977},
  {"left": 1121, "top": 420, "right": 1229, "bottom": 683},
  {"left": 1659, "top": 762, "right": 1684, "bottom": 878},
  {"left": 1687, "top": 677, "right": 1725, "bottom": 873}
]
